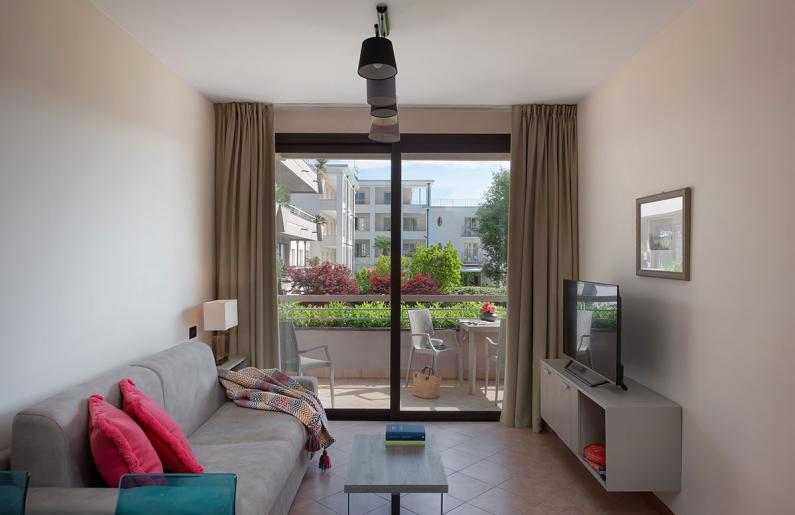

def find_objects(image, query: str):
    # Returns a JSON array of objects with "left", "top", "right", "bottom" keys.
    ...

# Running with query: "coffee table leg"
[
  {"left": 347, "top": 493, "right": 350, "bottom": 515},
  {"left": 391, "top": 493, "right": 400, "bottom": 515},
  {"left": 441, "top": 493, "right": 444, "bottom": 514}
]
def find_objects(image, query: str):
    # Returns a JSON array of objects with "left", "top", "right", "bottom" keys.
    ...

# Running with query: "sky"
[{"left": 330, "top": 160, "right": 509, "bottom": 202}]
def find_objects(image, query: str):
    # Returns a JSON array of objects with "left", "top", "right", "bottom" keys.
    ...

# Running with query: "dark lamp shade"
[
  {"left": 358, "top": 37, "right": 397, "bottom": 80},
  {"left": 368, "top": 115, "right": 400, "bottom": 143},
  {"left": 366, "top": 78, "right": 397, "bottom": 107},
  {"left": 371, "top": 104, "right": 398, "bottom": 118}
]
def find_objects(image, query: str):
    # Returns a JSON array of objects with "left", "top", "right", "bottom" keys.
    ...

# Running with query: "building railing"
[
  {"left": 461, "top": 254, "right": 483, "bottom": 264},
  {"left": 462, "top": 227, "right": 480, "bottom": 237},
  {"left": 432, "top": 199, "right": 482, "bottom": 208},
  {"left": 285, "top": 204, "right": 318, "bottom": 223}
]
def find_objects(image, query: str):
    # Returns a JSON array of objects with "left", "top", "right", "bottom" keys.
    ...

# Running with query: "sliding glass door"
[{"left": 275, "top": 134, "right": 510, "bottom": 420}]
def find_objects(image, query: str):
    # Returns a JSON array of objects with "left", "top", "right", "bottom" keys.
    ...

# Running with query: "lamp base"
[{"left": 213, "top": 331, "right": 229, "bottom": 366}]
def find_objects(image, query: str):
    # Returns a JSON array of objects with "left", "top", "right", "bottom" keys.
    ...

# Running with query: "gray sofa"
[{"left": 10, "top": 342, "right": 317, "bottom": 515}]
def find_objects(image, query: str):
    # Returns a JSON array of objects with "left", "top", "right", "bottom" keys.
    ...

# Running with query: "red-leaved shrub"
[
  {"left": 286, "top": 258, "right": 360, "bottom": 294},
  {"left": 368, "top": 271, "right": 440, "bottom": 295}
]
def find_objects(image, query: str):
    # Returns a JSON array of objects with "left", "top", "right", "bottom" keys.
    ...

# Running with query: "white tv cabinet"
[{"left": 540, "top": 359, "right": 681, "bottom": 492}]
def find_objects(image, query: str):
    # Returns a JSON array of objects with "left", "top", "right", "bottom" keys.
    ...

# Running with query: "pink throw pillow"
[
  {"left": 88, "top": 394, "right": 163, "bottom": 487},
  {"left": 119, "top": 378, "right": 204, "bottom": 473}
]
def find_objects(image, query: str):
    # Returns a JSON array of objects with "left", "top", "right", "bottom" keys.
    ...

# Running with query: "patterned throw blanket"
[{"left": 217, "top": 367, "right": 335, "bottom": 468}]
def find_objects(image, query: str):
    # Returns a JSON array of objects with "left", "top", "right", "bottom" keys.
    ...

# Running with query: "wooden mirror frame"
[{"left": 636, "top": 187, "right": 692, "bottom": 280}]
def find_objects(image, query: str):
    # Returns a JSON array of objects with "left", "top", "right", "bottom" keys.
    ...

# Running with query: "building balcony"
[
  {"left": 462, "top": 227, "right": 480, "bottom": 237},
  {"left": 276, "top": 159, "right": 320, "bottom": 194},
  {"left": 276, "top": 204, "right": 321, "bottom": 241},
  {"left": 278, "top": 294, "right": 507, "bottom": 411}
]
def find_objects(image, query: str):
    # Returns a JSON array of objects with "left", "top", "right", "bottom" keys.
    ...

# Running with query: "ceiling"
[{"left": 93, "top": 0, "right": 692, "bottom": 106}]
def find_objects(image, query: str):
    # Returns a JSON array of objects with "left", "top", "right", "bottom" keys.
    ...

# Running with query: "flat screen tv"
[{"left": 562, "top": 279, "right": 626, "bottom": 389}]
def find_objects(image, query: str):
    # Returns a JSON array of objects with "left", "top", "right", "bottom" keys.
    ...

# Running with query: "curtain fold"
[
  {"left": 501, "top": 104, "right": 579, "bottom": 431},
  {"left": 214, "top": 103, "right": 279, "bottom": 368}
]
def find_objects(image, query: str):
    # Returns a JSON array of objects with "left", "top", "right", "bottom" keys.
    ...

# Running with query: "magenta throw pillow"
[
  {"left": 88, "top": 394, "right": 163, "bottom": 487},
  {"left": 119, "top": 378, "right": 204, "bottom": 473}
]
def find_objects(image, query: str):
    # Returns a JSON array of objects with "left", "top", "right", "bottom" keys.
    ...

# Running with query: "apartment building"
[
  {"left": 353, "top": 180, "right": 486, "bottom": 276},
  {"left": 291, "top": 163, "right": 358, "bottom": 269}
]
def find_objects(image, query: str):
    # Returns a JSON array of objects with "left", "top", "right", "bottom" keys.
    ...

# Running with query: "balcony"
[
  {"left": 461, "top": 253, "right": 483, "bottom": 265},
  {"left": 276, "top": 159, "right": 320, "bottom": 194},
  {"left": 278, "top": 294, "right": 506, "bottom": 411},
  {"left": 276, "top": 204, "right": 321, "bottom": 241},
  {"left": 462, "top": 227, "right": 480, "bottom": 237}
]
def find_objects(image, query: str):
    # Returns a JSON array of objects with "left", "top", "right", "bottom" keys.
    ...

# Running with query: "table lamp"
[{"left": 203, "top": 299, "right": 238, "bottom": 365}]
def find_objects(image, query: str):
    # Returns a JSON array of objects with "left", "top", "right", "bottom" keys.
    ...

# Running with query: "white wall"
[
  {"left": 578, "top": 0, "right": 794, "bottom": 513},
  {"left": 0, "top": 1, "right": 215, "bottom": 449}
]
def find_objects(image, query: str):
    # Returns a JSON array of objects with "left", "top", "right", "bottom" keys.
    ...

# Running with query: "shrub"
[
  {"left": 449, "top": 286, "right": 507, "bottom": 295},
  {"left": 409, "top": 242, "right": 462, "bottom": 292},
  {"left": 285, "top": 258, "right": 359, "bottom": 294},
  {"left": 355, "top": 267, "right": 372, "bottom": 294},
  {"left": 402, "top": 274, "right": 440, "bottom": 295},
  {"left": 374, "top": 254, "right": 409, "bottom": 277},
  {"left": 368, "top": 271, "right": 441, "bottom": 295}
]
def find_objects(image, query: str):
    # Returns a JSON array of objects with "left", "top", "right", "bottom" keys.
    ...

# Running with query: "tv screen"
[{"left": 563, "top": 280, "right": 623, "bottom": 386}]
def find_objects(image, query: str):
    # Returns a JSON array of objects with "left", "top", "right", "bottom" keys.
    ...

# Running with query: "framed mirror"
[{"left": 636, "top": 188, "right": 691, "bottom": 280}]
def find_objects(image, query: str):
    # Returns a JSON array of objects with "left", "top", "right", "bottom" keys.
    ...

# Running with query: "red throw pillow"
[
  {"left": 119, "top": 378, "right": 204, "bottom": 473},
  {"left": 88, "top": 394, "right": 163, "bottom": 487}
]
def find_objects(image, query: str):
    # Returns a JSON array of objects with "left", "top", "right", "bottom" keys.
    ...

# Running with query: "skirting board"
[{"left": 646, "top": 493, "right": 675, "bottom": 515}]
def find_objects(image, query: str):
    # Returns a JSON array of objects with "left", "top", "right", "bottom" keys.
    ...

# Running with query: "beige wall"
[
  {"left": 0, "top": 1, "right": 215, "bottom": 449},
  {"left": 275, "top": 107, "right": 510, "bottom": 134},
  {"left": 578, "top": 0, "right": 794, "bottom": 513}
]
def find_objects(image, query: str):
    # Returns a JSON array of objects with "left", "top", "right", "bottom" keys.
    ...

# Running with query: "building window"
[
  {"left": 355, "top": 217, "right": 368, "bottom": 231},
  {"left": 383, "top": 216, "right": 391, "bottom": 231},
  {"left": 403, "top": 242, "right": 417, "bottom": 256},
  {"left": 404, "top": 217, "right": 418, "bottom": 231},
  {"left": 463, "top": 217, "right": 480, "bottom": 236},
  {"left": 355, "top": 242, "right": 369, "bottom": 258},
  {"left": 383, "top": 191, "right": 391, "bottom": 204},
  {"left": 355, "top": 191, "right": 366, "bottom": 204},
  {"left": 437, "top": 216, "right": 443, "bottom": 227},
  {"left": 463, "top": 242, "right": 480, "bottom": 263}
]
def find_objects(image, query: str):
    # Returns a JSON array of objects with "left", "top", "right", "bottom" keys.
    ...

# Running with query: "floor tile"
[
  {"left": 445, "top": 472, "right": 495, "bottom": 502},
  {"left": 439, "top": 448, "right": 483, "bottom": 471},
  {"left": 400, "top": 492, "right": 464, "bottom": 515},
  {"left": 445, "top": 504, "right": 494, "bottom": 515},
  {"left": 457, "top": 460, "right": 514, "bottom": 485},
  {"left": 319, "top": 492, "right": 389, "bottom": 515}
]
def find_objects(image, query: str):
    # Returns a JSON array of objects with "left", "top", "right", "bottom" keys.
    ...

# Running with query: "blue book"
[{"left": 386, "top": 424, "right": 426, "bottom": 440}]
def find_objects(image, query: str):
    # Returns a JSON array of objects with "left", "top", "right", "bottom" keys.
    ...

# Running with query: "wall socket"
[{"left": 189, "top": 326, "right": 197, "bottom": 339}]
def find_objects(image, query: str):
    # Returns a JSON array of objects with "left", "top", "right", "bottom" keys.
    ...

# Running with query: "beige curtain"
[
  {"left": 502, "top": 105, "right": 579, "bottom": 430},
  {"left": 214, "top": 103, "right": 279, "bottom": 368}
]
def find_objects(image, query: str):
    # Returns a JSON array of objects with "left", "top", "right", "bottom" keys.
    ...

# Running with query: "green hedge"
[{"left": 279, "top": 301, "right": 507, "bottom": 329}]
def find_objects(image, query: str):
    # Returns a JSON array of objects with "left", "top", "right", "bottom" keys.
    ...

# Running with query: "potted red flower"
[{"left": 480, "top": 302, "right": 497, "bottom": 322}]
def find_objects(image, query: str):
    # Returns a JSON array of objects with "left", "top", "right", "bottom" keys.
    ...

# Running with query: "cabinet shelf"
[{"left": 540, "top": 359, "right": 681, "bottom": 492}]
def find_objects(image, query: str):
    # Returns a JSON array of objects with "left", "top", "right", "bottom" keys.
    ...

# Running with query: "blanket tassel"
[{"left": 319, "top": 448, "right": 331, "bottom": 470}]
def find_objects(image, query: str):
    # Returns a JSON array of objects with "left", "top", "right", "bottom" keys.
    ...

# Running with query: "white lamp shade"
[{"left": 203, "top": 299, "right": 238, "bottom": 331}]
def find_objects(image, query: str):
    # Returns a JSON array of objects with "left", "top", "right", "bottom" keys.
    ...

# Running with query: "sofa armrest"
[
  {"left": 26, "top": 487, "right": 117, "bottom": 515},
  {"left": 291, "top": 375, "right": 318, "bottom": 394}
]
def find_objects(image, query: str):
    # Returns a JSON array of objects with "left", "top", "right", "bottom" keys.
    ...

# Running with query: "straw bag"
[{"left": 411, "top": 366, "right": 441, "bottom": 399}]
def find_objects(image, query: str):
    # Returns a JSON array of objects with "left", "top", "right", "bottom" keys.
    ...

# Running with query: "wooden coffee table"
[{"left": 344, "top": 434, "right": 448, "bottom": 515}]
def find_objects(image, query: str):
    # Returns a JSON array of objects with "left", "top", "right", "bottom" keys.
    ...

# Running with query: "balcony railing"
[
  {"left": 462, "top": 227, "right": 480, "bottom": 237},
  {"left": 286, "top": 204, "right": 317, "bottom": 223},
  {"left": 461, "top": 254, "right": 483, "bottom": 264}
]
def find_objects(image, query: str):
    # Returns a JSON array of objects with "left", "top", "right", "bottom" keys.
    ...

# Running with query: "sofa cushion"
[
  {"left": 88, "top": 394, "right": 163, "bottom": 487},
  {"left": 131, "top": 342, "right": 226, "bottom": 437},
  {"left": 119, "top": 378, "right": 203, "bottom": 473},
  {"left": 188, "top": 402, "right": 305, "bottom": 449},
  {"left": 12, "top": 366, "right": 163, "bottom": 487},
  {"left": 192, "top": 440, "right": 304, "bottom": 515}
]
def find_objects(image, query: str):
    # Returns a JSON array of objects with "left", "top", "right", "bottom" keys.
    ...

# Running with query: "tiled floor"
[
  {"left": 289, "top": 421, "right": 660, "bottom": 515},
  {"left": 314, "top": 380, "right": 503, "bottom": 411}
]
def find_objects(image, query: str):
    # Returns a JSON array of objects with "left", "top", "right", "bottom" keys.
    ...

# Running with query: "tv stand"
[
  {"left": 540, "top": 359, "right": 681, "bottom": 492},
  {"left": 563, "top": 360, "right": 610, "bottom": 388}
]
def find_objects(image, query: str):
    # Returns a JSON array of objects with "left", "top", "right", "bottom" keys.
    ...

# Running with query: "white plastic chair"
[
  {"left": 484, "top": 319, "right": 506, "bottom": 406},
  {"left": 405, "top": 309, "right": 462, "bottom": 387}
]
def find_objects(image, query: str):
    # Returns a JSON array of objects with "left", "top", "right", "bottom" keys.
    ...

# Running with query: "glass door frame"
[{"left": 275, "top": 133, "right": 510, "bottom": 421}]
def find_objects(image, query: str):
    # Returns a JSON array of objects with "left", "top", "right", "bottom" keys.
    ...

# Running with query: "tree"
[
  {"left": 476, "top": 168, "right": 509, "bottom": 283},
  {"left": 285, "top": 258, "right": 359, "bottom": 294},
  {"left": 314, "top": 158, "right": 328, "bottom": 176},
  {"left": 355, "top": 267, "right": 372, "bottom": 294},
  {"left": 409, "top": 242, "right": 462, "bottom": 292},
  {"left": 374, "top": 236, "right": 391, "bottom": 256}
]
